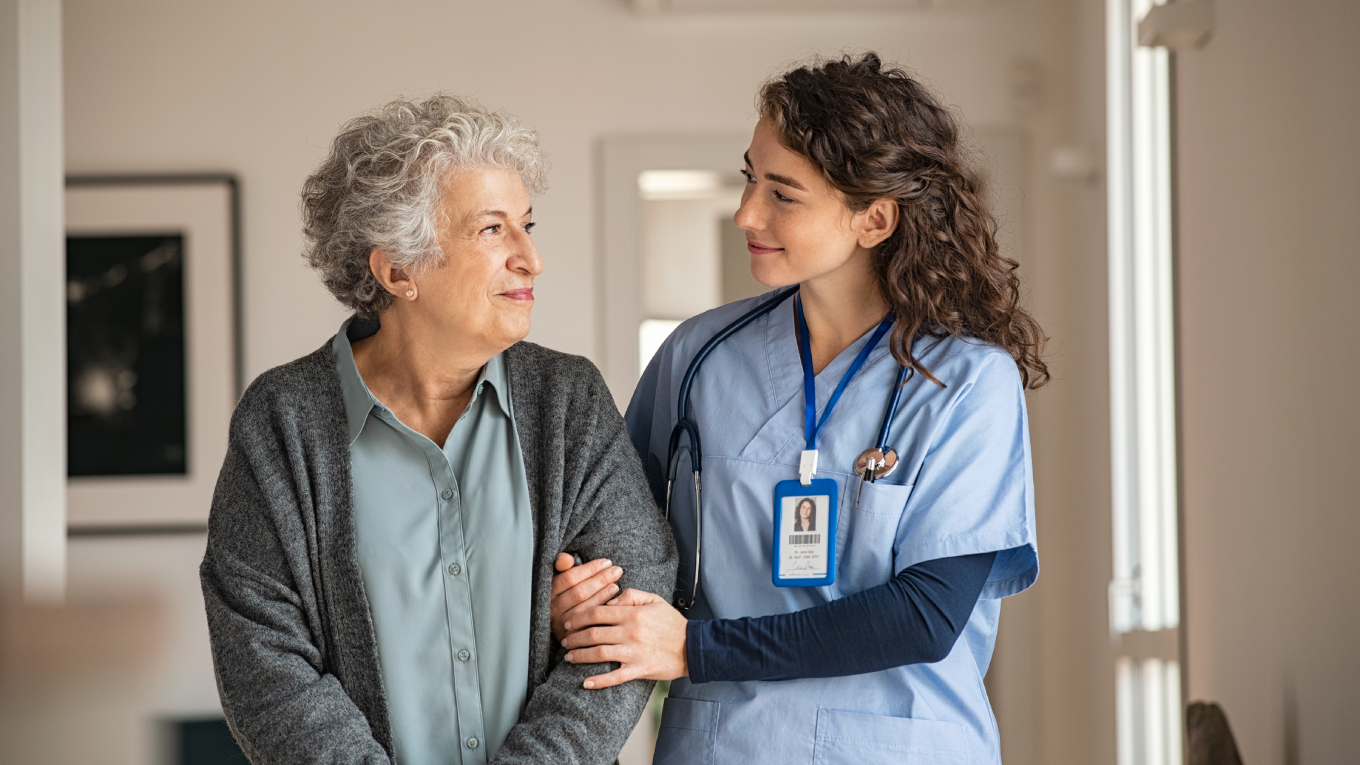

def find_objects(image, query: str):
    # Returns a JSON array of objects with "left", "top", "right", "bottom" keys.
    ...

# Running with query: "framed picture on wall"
[{"left": 65, "top": 175, "right": 241, "bottom": 532}]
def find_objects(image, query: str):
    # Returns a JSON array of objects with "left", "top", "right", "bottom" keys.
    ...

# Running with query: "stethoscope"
[{"left": 664, "top": 286, "right": 911, "bottom": 610}]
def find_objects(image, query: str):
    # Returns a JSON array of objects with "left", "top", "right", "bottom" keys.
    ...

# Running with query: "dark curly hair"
[{"left": 758, "top": 53, "right": 1049, "bottom": 389}]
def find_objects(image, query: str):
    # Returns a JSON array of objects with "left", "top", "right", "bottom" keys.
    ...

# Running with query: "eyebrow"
[
  {"left": 766, "top": 173, "right": 807, "bottom": 192},
  {"left": 744, "top": 151, "right": 808, "bottom": 192}
]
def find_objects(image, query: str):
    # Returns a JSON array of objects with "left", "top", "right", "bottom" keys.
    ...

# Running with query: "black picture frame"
[{"left": 65, "top": 174, "right": 241, "bottom": 535}]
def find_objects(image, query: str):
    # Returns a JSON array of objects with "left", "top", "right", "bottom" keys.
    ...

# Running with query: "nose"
[
  {"left": 733, "top": 183, "right": 760, "bottom": 232},
  {"left": 511, "top": 227, "right": 544, "bottom": 277}
]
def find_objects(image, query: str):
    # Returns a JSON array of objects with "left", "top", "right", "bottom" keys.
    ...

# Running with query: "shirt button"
[
  {"left": 447, "top": 563, "right": 461, "bottom": 576},
  {"left": 457, "top": 649, "right": 471, "bottom": 661},
  {"left": 441, "top": 488, "right": 453, "bottom": 500},
  {"left": 466, "top": 737, "right": 479, "bottom": 749}
]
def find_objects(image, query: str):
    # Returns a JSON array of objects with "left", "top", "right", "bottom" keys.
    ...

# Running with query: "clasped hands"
[{"left": 550, "top": 553, "right": 689, "bottom": 689}]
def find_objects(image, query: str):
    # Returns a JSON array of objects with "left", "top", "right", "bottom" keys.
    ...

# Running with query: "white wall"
[
  {"left": 0, "top": 0, "right": 66, "bottom": 604},
  {"left": 65, "top": 0, "right": 1073, "bottom": 377},
  {"left": 984, "top": 1, "right": 1122, "bottom": 762},
  {"left": 51, "top": 1, "right": 1119, "bottom": 764},
  {"left": 1175, "top": 1, "right": 1360, "bottom": 762}
]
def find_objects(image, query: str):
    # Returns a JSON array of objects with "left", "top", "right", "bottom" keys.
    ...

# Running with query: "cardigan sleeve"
[
  {"left": 201, "top": 434, "right": 393, "bottom": 765},
  {"left": 492, "top": 351, "right": 679, "bottom": 765}
]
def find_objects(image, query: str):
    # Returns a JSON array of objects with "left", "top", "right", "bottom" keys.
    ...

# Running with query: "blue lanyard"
[{"left": 793, "top": 296, "right": 894, "bottom": 454}]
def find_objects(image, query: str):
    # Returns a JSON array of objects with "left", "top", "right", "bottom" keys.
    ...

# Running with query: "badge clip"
[{"left": 799, "top": 449, "right": 818, "bottom": 485}]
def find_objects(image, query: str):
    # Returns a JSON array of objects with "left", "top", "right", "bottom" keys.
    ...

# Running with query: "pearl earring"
[{"left": 405, "top": 289, "right": 415, "bottom": 298}]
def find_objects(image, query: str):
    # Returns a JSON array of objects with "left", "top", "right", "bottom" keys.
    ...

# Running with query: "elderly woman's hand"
[
  {"left": 560, "top": 588, "right": 689, "bottom": 689},
  {"left": 550, "top": 554, "right": 623, "bottom": 642}
]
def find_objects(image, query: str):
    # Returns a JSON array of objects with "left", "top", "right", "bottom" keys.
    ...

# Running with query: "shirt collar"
[
  {"left": 479, "top": 351, "right": 513, "bottom": 420},
  {"left": 332, "top": 317, "right": 513, "bottom": 445},
  {"left": 333, "top": 318, "right": 381, "bottom": 445}
]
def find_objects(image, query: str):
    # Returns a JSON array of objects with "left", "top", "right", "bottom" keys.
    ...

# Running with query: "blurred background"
[{"left": 1, "top": 0, "right": 1356, "bottom": 763}]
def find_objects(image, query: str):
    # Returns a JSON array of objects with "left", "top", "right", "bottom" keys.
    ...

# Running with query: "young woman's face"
[
  {"left": 799, "top": 501, "right": 813, "bottom": 520},
  {"left": 734, "top": 119, "right": 864, "bottom": 289}
]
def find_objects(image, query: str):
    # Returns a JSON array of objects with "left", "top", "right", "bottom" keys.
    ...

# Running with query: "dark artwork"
[
  {"left": 170, "top": 719, "right": 248, "bottom": 765},
  {"left": 66, "top": 234, "right": 187, "bottom": 477}
]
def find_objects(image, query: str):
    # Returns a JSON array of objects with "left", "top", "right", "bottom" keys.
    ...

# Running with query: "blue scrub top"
[{"left": 626, "top": 293, "right": 1039, "bottom": 765}]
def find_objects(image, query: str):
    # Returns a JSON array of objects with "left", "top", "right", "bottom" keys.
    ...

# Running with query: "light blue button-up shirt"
[{"left": 334, "top": 319, "right": 534, "bottom": 765}]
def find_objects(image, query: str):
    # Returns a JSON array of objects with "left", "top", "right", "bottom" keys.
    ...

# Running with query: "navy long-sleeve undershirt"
[{"left": 685, "top": 550, "right": 997, "bottom": 683}]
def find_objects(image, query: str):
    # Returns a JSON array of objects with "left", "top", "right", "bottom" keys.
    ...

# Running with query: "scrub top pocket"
[
  {"left": 813, "top": 708, "right": 970, "bottom": 765},
  {"left": 835, "top": 480, "right": 913, "bottom": 596},
  {"left": 654, "top": 697, "right": 721, "bottom": 765}
]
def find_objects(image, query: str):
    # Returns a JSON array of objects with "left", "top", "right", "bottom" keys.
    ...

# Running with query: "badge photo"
[{"left": 772, "top": 477, "right": 838, "bottom": 587}]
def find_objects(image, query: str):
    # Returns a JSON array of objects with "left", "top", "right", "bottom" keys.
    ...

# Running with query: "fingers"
[
  {"left": 553, "top": 566, "right": 623, "bottom": 614},
  {"left": 554, "top": 552, "right": 575, "bottom": 572},
  {"left": 583, "top": 666, "right": 637, "bottom": 690},
  {"left": 564, "top": 579, "right": 620, "bottom": 620},
  {"left": 563, "top": 591, "right": 663, "bottom": 633},
  {"left": 563, "top": 644, "right": 618, "bottom": 664},
  {"left": 560, "top": 624, "right": 627, "bottom": 650},
  {"left": 562, "top": 603, "right": 628, "bottom": 634},
  {"left": 607, "top": 588, "right": 663, "bottom": 607},
  {"left": 550, "top": 557, "right": 615, "bottom": 597},
  {"left": 563, "top": 600, "right": 690, "bottom": 689},
  {"left": 550, "top": 560, "right": 624, "bottom": 643}
]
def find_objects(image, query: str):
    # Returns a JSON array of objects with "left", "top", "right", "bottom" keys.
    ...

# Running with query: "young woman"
[
  {"left": 551, "top": 53, "right": 1047, "bottom": 765},
  {"left": 794, "top": 498, "right": 817, "bottom": 533}
]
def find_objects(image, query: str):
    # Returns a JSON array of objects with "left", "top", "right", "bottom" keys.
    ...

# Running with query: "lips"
[
  {"left": 499, "top": 288, "right": 534, "bottom": 301},
  {"left": 746, "top": 241, "right": 783, "bottom": 255}
]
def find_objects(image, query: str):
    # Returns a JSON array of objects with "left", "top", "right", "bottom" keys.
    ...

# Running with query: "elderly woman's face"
[{"left": 417, "top": 167, "right": 542, "bottom": 352}]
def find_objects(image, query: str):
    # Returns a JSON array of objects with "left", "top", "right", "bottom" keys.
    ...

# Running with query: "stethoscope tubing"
[
  {"left": 673, "top": 288, "right": 801, "bottom": 465},
  {"left": 877, "top": 364, "right": 910, "bottom": 450},
  {"left": 666, "top": 285, "right": 798, "bottom": 514},
  {"left": 665, "top": 286, "right": 798, "bottom": 608}
]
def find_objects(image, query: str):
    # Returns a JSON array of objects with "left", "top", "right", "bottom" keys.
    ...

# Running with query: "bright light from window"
[
  {"left": 638, "top": 170, "right": 725, "bottom": 200},
  {"left": 1107, "top": 0, "right": 1179, "bottom": 636},
  {"left": 1117, "top": 658, "right": 1183, "bottom": 765},
  {"left": 639, "top": 319, "right": 683, "bottom": 378},
  {"left": 1109, "top": 0, "right": 1183, "bottom": 758}
]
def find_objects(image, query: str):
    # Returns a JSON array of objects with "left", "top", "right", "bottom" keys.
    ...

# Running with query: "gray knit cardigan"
[{"left": 200, "top": 337, "right": 678, "bottom": 765}]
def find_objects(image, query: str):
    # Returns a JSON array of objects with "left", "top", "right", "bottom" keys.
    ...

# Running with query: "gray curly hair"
[{"left": 301, "top": 94, "right": 548, "bottom": 318}]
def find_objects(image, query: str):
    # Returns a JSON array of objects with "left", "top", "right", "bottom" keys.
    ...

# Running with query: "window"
[
  {"left": 634, "top": 169, "right": 754, "bottom": 379},
  {"left": 1117, "top": 657, "right": 1183, "bottom": 765},
  {"left": 1107, "top": 0, "right": 1181, "bottom": 761}
]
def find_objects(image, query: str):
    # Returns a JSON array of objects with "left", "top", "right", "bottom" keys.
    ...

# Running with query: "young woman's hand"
[
  {"left": 560, "top": 588, "right": 689, "bottom": 689},
  {"left": 550, "top": 554, "right": 623, "bottom": 642}
]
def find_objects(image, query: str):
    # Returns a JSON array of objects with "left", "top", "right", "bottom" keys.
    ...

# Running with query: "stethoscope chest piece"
[{"left": 855, "top": 447, "right": 899, "bottom": 482}]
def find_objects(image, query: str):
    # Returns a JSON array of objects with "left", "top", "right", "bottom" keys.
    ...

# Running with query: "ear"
[
  {"left": 368, "top": 249, "right": 416, "bottom": 300},
  {"left": 852, "top": 198, "right": 899, "bottom": 250}
]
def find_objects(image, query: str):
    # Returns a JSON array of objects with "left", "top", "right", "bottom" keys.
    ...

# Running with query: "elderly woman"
[{"left": 200, "top": 94, "right": 676, "bottom": 765}]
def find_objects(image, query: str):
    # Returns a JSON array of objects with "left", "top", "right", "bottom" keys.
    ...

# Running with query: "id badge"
[{"left": 772, "top": 478, "right": 838, "bottom": 587}]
